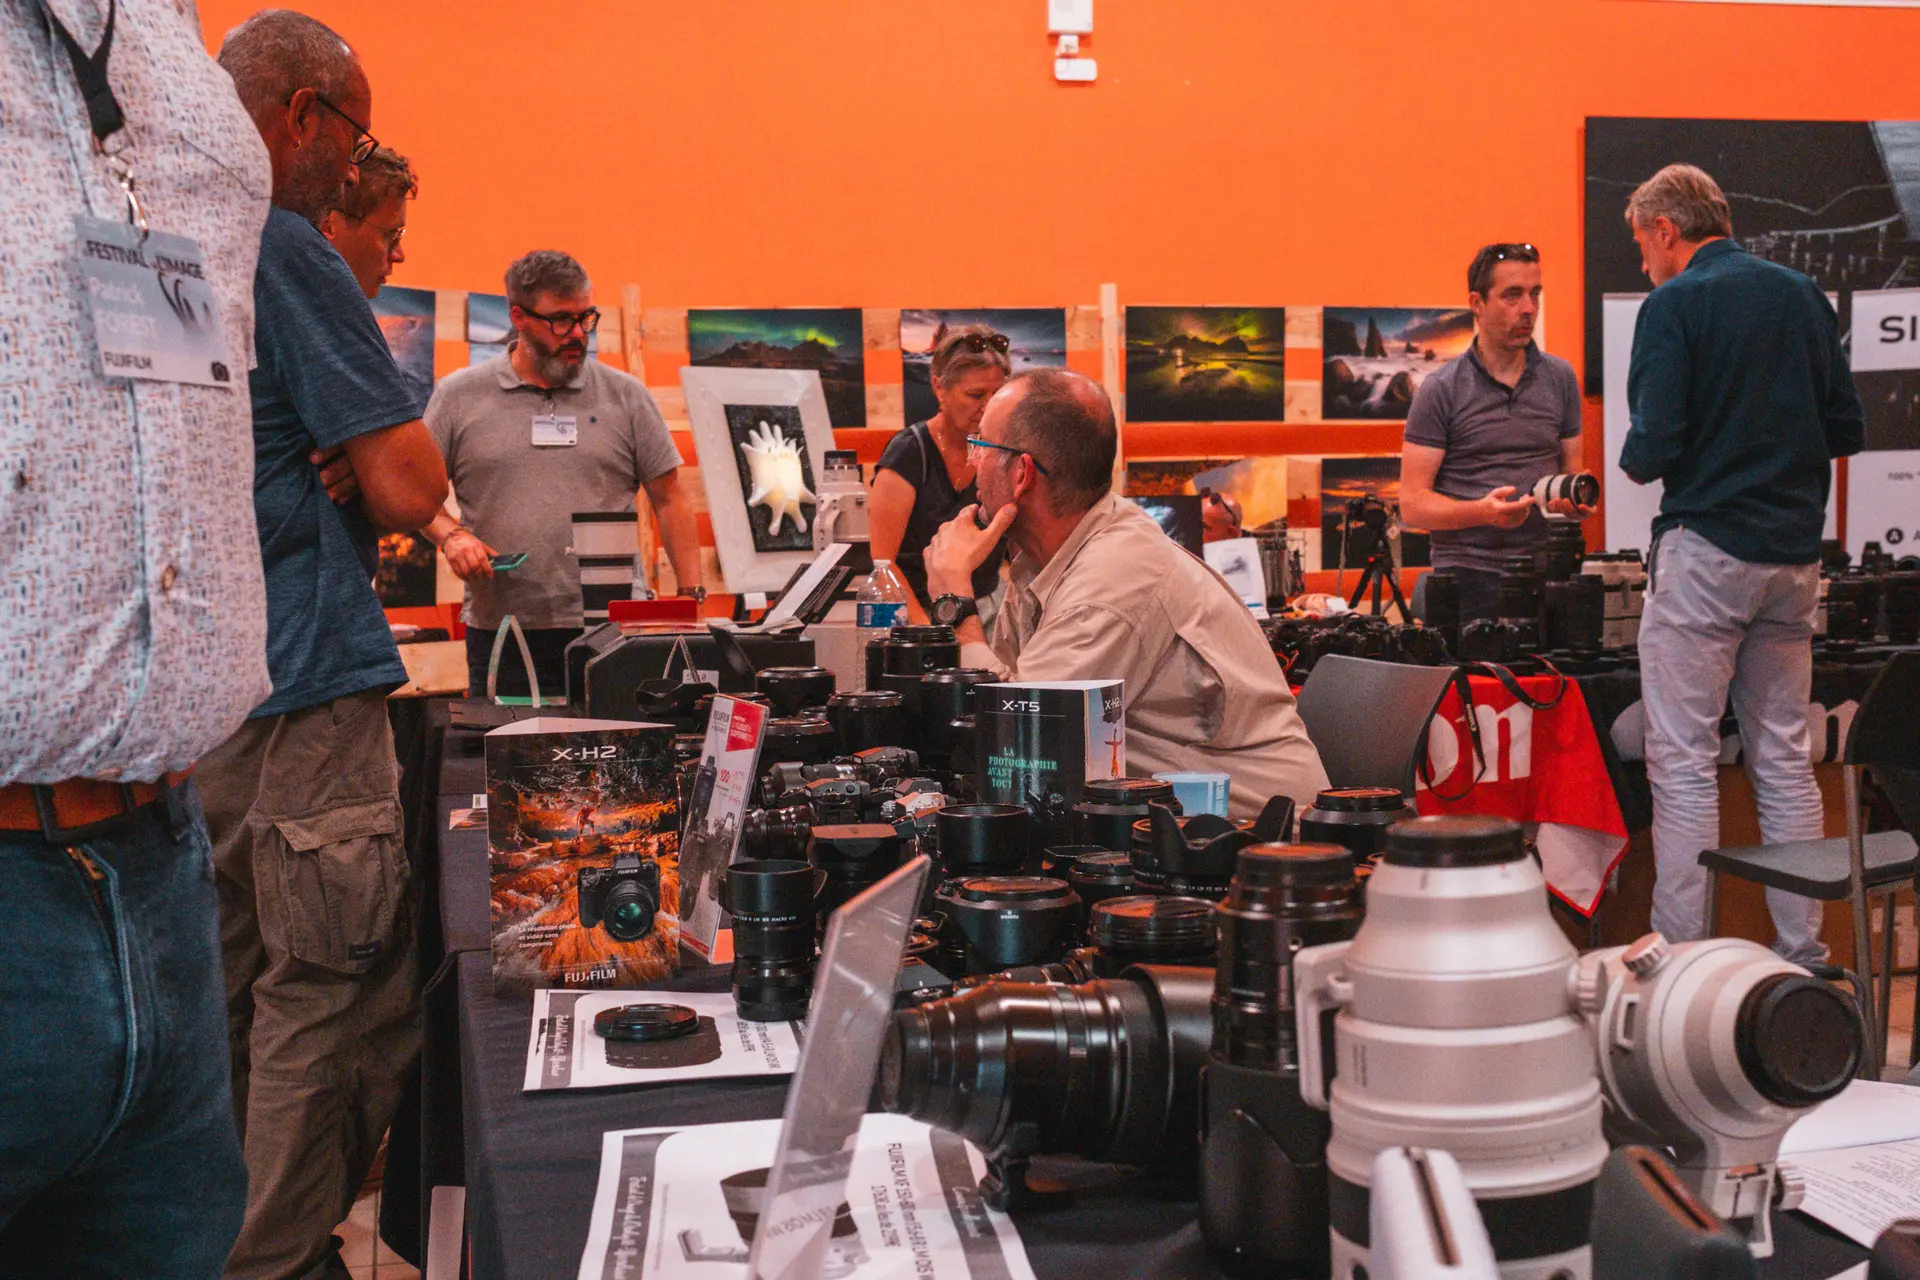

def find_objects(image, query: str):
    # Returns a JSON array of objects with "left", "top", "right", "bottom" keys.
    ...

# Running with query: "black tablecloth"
[{"left": 433, "top": 723, "right": 1870, "bottom": 1280}]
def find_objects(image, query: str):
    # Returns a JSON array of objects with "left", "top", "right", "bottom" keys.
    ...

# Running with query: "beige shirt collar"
[{"left": 1008, "top": 493, "right": 1124, "bottom": 619}]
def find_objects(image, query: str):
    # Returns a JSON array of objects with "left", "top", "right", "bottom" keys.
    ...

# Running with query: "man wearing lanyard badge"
[
  {"left": 197, "top": 12, "right": 451, "bottom": 1280},
  {"left": 0, "top": 0, "right": 270, "bottom": 1274}
]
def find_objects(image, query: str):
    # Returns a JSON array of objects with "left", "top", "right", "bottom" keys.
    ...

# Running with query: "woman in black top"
[{"left": 870, "top": 325, "right": 1012, "bottom": 621}]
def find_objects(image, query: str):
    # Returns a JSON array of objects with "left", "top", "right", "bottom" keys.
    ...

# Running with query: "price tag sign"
[
  {"left": 74, "top": 216, "right": 236, "bottom": 387},
  {"left": 1851, "top": 289, "right": 1920, "bottom": 372}
]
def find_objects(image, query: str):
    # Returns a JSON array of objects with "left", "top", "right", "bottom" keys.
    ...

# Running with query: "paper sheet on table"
[
  {"left": 1792, "top": 1136, "right": 1920, "bottom": 1247},
  {"left": 1784, "top": 1080, "right": 1920, "bottom": 1156},
  {"left": 524, "top": 989, "right": 802, "bottom": 1091},
  {"left": 576, "top": 1114, "right": 1036, "bottom": 1280},
  {"left": 1825, "top": 1265, "right": 1867, "bottom": 1280}
]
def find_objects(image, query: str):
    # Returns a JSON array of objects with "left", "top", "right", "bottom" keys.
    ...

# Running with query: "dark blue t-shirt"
[{"left": 248, "top": 206, "right": 416, "bottom": 718}]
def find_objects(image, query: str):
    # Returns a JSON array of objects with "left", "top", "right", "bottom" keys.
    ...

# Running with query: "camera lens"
[
  {"left": 1545, "top": 574, "right": 1606, "bottom": 655},
  {"left": 1040, "top": 843, "right": 1109, "bottom": 879},
  {"left": 809, "top": 822, "right": 903, "bottom": 919},
  {"left": 1384, "top": 814, "right": 1524, "bottom": 868},
  {"left": 1138, "top": 808, "right": 1259, "bottom": 902},
  {"left": 827, "top": 690, "right": 906, "bottom": 755},
  {"left": 1886, "top": 571, "right": 1920, "bottom": 645},
  {"left": 726, "top": 859, "right": 817, "bottom": 1021},
  {"left": 1498, "top": 554, "right": 1544, "bottom": 639},
  {"left": 933, "top": 875, "right": 1080, "bottom": 975},
  {"left": 740, "top": 804, "right": 812, "bottom": 861},
  {"left": 1073, "top": 777, "right": 1180, "bottom": 852},
  {"left": 672, "top": 733, "right": 705, "bottom": 764},
  {"left": 935, "top": 803, "right": 1031, "bottom": 879},
  {"left": 920, "top": 668, "right": 996, "bottom": 776},
  {"left": 603, "top": 880, "right": 656, "bottom": 941},
  {"left": 1297, "top": 788, "right": 1418, "bottom": 862},
  {"left": 1544, "top": 520, "right": 1588, "bottom": 581},
  {"left": 755, "top": 666, "right": 836, "bottom": 718},
  {"left": 1066, "top": 850, "right": 1136, "bottom": 927},
  {"left": 762, "top": 715, "right": 837, "bottom": 768},
  {"left": 882, "top": 964, "right": 1214, "bottom": 1173},
  {"left": 1734, "top": 973, "right": 1862, "bottom": 1107},
  {"left": 1088, "top": 895, "right": 1216, "bottom": 976},
  {"left": 1198, "top": 843, "right": 1363, "bottom": 1277}
]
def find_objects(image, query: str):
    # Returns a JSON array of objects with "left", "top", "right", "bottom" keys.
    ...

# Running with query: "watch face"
[{"left": 933, "top": 597, "right": 959, "bottom": 625}]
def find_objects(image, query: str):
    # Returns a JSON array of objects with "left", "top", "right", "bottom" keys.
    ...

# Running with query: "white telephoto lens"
[{"left": 1296, "top": 816, "right": 1606, "bottom": 1280}]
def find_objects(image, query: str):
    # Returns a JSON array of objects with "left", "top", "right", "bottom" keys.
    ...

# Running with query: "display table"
[{"left": 427, "top": 721, "right": 1872, "bottom": 1280}]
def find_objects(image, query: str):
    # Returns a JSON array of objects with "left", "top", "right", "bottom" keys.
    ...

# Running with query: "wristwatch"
[
  {"left": 930, "top": 594, "right": 978, "bottom": 627},
  {"left": 678, "top": 586, "right": 707, "bottom": 603}
]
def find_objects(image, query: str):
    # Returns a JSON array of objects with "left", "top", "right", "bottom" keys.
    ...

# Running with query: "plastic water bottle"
[{"left": 856, "top": 559, "right": 909, "bottom": 650}]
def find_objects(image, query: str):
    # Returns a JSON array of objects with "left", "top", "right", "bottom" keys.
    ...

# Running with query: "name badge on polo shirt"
[
  {"left": 532, "top": 412, "right": 578, "bottom": 446},
  {"left": 73, "top": 216, "right": 237, "bottom": 387}
]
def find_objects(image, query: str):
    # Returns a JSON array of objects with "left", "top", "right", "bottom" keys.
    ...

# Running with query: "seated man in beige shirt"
[{"left": 924, "top": 369, "right": 1329, "bottom": 820}]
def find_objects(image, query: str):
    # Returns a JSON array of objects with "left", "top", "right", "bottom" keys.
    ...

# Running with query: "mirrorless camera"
[{"left": 577, "top": 853, "right": 661, "bottom": 942}]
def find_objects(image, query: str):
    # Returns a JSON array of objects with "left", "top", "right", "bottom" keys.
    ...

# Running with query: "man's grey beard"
[{"left": 530, "top": 340, "right": 585, "bottom": 385}]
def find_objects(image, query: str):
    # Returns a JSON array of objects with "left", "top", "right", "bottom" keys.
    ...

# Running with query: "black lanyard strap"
[{"left": 43, "top": 0, "right": 124, "bottom": 148}]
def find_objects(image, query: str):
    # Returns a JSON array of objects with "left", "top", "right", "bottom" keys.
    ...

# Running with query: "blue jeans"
[{"left": 0, "top": 786, "right": 247, "bottom": 1278}]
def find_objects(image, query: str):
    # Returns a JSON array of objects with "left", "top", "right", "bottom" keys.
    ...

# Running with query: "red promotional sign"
[
  {"left": 725, "top": 700, "right": 766, "bottom": 754},
  {"left": 1415, "top": 674, "right": 1628, "bottom": 915}
]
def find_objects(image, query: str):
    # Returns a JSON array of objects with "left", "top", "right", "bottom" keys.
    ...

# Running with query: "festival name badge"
[
  {"left": 532, "top": 412, "right": 579, "bottom": 446},
  {"left": 74, "top": 215, "right": 236, "bottom": 388}
]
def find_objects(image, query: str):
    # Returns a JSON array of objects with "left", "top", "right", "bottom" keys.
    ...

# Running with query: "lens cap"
[
  {"left": 1310, "top": 787, "right": 1408, "bottom": 813},
  {"left": 593, "top": 1003, "right": 701, "bottom": 1042},
  {"left": 1383, "top": 815, "right": 1524, "bottom": 868},
  {"left": 1067, "top": 851, "right": 1134, "bottom": 887},
  {"left": 1083, "top": 777, "right": 1178, "bottom": 807},
  {"left": 951, "top": 875, "right": 1072, "bottom": 902},
  {"left": 1233, "top": 842, "right": 1356, "bottom": 888},
  {"left": 1736, "top": 974, "right": 1862, "bottom": 1107},
  {"left": 1090, "top": 894, "right": 1214, "bottom": 952}
]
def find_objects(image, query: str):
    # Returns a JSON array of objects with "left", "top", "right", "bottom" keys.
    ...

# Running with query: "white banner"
[
  {"left": 1846, "top": 449, "right": 1920, "bottom": 559},
  {"left": 1849, "top": 288, "right": 1920, "bottom": 372}
]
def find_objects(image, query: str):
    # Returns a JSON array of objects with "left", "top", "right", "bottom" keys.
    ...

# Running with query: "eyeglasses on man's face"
[
  {"left": 308, "top": 93, "right": 378, "bottom": 165},
  {"left": 517, "top": 305, "right": 602, "bottom": 337},
  {"left": 966, "top": 436, "right": 1049, "bottom": 476}
]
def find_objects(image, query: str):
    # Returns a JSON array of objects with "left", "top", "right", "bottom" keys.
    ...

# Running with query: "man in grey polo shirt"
[
  {"left": 423, "top": 250, "right": 703, "bottom": 696},
  {"left": 1401, "top": 243, "right": 1593, "bottom": 624}
]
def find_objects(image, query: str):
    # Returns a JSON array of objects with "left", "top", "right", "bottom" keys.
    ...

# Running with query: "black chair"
[
  {"left": 1296, "top": 655, "right": 1456, "bottom": 796},
  {"left": 1700, "top": 651, "right": 1920, "bottom": 1078}
]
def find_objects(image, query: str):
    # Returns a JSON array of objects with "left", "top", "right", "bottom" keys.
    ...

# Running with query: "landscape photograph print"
[
  {"left": 1124, "top": 306, "right": 1287, "bottom": 422},
  {"left": 688, "top": 308, "right": 867, "bottom": 427},
  {"left": 899, "top": 308, "right": 1068, "bottom": 424},
  {"left": 1321, "top": 307, "right": 1474, "bottom": 420}
]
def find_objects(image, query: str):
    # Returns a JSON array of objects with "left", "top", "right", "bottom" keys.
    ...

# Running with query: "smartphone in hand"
[{"left": 488, "top": 552, "right": 528, "bottom": 572}]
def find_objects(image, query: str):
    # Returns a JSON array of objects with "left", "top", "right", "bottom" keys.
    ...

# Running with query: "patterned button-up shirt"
[{"left": 1, "top": 0, "right": 273, "bottom": 783}]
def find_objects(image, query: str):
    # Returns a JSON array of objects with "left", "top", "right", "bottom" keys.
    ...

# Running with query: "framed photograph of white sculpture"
[{"left": 681, "top": 366, "right": 838, "bottom": 593}]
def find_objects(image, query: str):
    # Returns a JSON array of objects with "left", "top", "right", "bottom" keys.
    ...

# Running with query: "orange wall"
[{"left": 197, "top": 0, "right": 1920, "bottom": 407}]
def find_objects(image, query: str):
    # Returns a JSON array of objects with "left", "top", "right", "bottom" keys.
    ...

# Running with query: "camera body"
[
  {"left": 1345, "top": 493, "right": 1391, "bottom": 531},
  {"left": 577, "top": 853, "right": 662, "bottom": 942}
]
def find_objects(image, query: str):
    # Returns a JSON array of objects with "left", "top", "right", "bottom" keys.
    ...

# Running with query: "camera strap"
[{"left": 1417, "top": 658, "right": 1567, "bottom": 801}]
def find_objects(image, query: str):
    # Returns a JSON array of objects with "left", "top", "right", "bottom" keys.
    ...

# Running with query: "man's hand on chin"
[{"left": 925, "top": 503, "right": 1015, "bottom": 599}]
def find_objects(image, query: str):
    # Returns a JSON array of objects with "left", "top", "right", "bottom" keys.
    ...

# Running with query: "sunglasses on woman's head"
[{"left": 952, "top": 333, "right": 1011, "bottom": 354}]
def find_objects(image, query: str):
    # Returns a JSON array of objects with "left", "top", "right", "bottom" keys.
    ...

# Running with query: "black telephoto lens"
[
  {"left": 945, "top": 946, "right": 1100, "bottom": 993},
  {"left": 1297, "top": 787, "right": 1417, "bottom": 863},
  {"left": 881, "top": 964, "right": 1214, "bottom": 1186},
  {"left": 1543, "top": 572, "right": 1605, "bottom": 655},
  {"left": 866, "top": 623, "right": 961, "bottom": 692},
  {"left": 933, "top": 875, "right": 1081, "bottom": 975},
  {"left": 1886, "top": 571, "right": 1920, "bottom": 645},
  {"left": 827, "top": 690, "right": 907, "bottom": 755},
  {"left": 808, "top": 823, "right": 904, "bottom": 920},
  {"left": 1199, "top": 843, "right": 1364, "bottom": 1278},
  {"left": 919, "top": 668, "right": 996, "bottom": 776},
  {"left": 935, "top": 803, "right": 1032, "bottom": 879},
  {"left": 762, "top": 715, "right": 838, "bottom": 768},
  {"left": 1066, "top": 850, "right": 1137, "bottom": 930},
  {"left": 725, "top": 859, "right": 818, "bottom": 1021},
  {"left": 754, "top": 666, "right": 837, "bottom": 718},
  {"left": 1543, "top": 519, "right": 1587, "bottom": 581},
  {"left": 1072, "top": 776, "right": 1181, "bottom": 853},
  {"left": 1421, "top": 570, "right": 1462, "bottom": 651},
  {"left": 1498, "top": 553, "right": 1545, "bottom": 648},
  {"left": 1088, "top": 895, "right": 1216, "bottom": 976}
]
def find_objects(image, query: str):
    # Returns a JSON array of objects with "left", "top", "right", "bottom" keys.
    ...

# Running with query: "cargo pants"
[{"left": 198, "top": 688, "right": 421, "bottom": 1280}]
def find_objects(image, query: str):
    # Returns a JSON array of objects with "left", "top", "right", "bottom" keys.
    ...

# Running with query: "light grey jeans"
[{"left": 1640, "top": 526, "right": 1826, "bottom": 963}]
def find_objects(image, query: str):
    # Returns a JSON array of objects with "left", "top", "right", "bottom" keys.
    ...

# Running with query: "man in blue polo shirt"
[
  {"left": 1622, "top": 163, "right": 1864, "bottom": 964},
  {"left": 196, "top": 13, "right": 449, "bottom": 1278}
]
